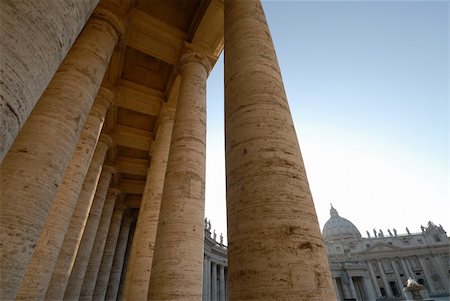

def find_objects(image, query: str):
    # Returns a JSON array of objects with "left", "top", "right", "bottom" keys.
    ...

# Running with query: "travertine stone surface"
[
  {"left": 92, "top": 203, "right": 126, "bottom": 301},
  {"left": 148, "top": 50, "right": 211, "bottom": 300},
  {"left": 105, "top": 218, "right": 133, "bottom": 301},
  {"left": 224, "top": 1, "right": 336, "bottom": 300},
  {"left": 0, "top": 0, "right": 100, "bottom": 162},
  {"left": 123, "top": 105, "right": 176, "bottom": 301},
  {"left": 46, "top": 136, "right": 111, "bottom": 300},
  {"left": 80, "top": 189, "right": 121, "bottom": 301},
  {"left": 16, "top": 88, "right": 114, "bottom": 301},
  {"left": 64, "top": 166, "right": 115, "bottom": 300},
  {"left": 0, "top": 12, "right": 121, "bottom": 299}
]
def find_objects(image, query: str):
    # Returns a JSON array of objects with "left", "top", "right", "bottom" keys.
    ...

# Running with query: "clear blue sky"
[{"left": 205, "top": 0, "right": 449, "bottom": 243}]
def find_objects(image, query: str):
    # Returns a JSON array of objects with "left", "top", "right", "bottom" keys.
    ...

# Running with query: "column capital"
[
  {"left": 106, "top": 187, "right": 121, "bottom": 199},
  {"left": 97, "top": 87, "right": 116, "bottom": 110},
  {"left": 180, "top": 49, "right": 212, "bottom": 75},
  {"left": 102, "top": 165, "right": 117, "bottom": 175},
  {"left": 98, "top": 134, "right": 114, "bottom": 149},
  {"left": 91, "top": 8, "right": 126, "bottom": 45}
]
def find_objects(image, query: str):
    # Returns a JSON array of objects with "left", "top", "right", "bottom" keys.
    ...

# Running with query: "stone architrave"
[
  {"left": 0, "top": 0, "right": 100, "bottom": 161},
  {"left": 105, "top": 218, "right": 133, "bottom": 301},
  {"left": 224, "top": 1, "right": 336, "bottom": 299},
  {"left": 0, "top": 10, "right": 123, "bottom": 299},
  {"left": 123, "top": 105, "right": 176, "bottom": 300},
  {"left": 79, "top": 189, "right": 121, "bottom": 300},
  {"left": 148, "top": 49, "right": 211, "bottom": 300},
  {"left": 46, "top": 135, "right": 112, "bottom": 300},
  {"left": 16, "top": 88, "right": 114, "bottom": 301},
  {"left": 63, "top": 167, "right": 116, "bottom": 300},
  {"left": 92, "top": 202, "right": 127, "bottom": 300}
]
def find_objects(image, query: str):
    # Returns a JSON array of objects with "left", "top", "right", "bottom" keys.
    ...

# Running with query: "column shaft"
[
  {"left": 0, "top": 0, "right": 99, "bottom": 161},
  {"left": 0, "top": 12, "right": 122, "bottom": 298},
  {"left": 348, "top": 276, "right": 357, "bottom": 299},
  {"left": 392, "top": 259, "right": 404, "bottom": 293},
  {"left": 105, "top": 218, "right": 133, "bottom": 301},
  {"left": 46, "top": 138, "right": 111, "bottom": 300},
  {"left": 16, "top": 89, "right": 113, "bottom": 300},
  {"left": 92, "top": 204, "right": 126, "bottom": 300},
  {"left": 147, "top": 50, "right": 211, "bottom": 299},
  {"left": 418, "top": 257, "right": 436, "bottom": 294},
  {"left": 211, "top": 263, "right": 217, "bottom": 300},
  {"left": 377, "top": 261, "right": 393, "bottom": 297},
  {"left": 224, "top": 1, "right": 335, "bottom": 299},
  {"left": 400, "top": 258, "right": 411, "bottom": 279},
  {"left": 63, "top": 168, "right": 115, "bottom": 300},
  {"left": 219, "top": 265, "right": 225, "bottom": 301},
  {"left": 80, "top": 189, "right": 121, "bottom": 300},
  {"left": 332, "top": 278, "right": 342, "bottom": 301},
  {"left": 123, "top": 105, "right": 175, "bottom": 300}
]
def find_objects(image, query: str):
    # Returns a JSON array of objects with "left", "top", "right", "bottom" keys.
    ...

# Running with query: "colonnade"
[
  {"left": 203, "top": 257, "right": 227, "bottom": 301},
  {"left": 0, "top": 1, "right": 335, "bottom": 300}
]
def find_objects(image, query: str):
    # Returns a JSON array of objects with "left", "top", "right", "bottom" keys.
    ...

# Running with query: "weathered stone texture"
[
  {"left": 15, "top": 88, "right": 114, "bottom": 301},
  {"left": 0, "top": 0, "right": 100, "bottom": 162},
  {"left": 224, "top": 1, "right": 336, "bottom": 300},
  {"left": 92, "top": 203, "right": 126, "bottom": 300},
  {"left": 0, "top": 13, "right": 120, "bottom": 299},
  {"left": 105, "top": 218, "right": 133, "bottom": 301},
  {"left": 46, "top": 136, "right": 111, "bottom": 300},
  {"left": 63, "top": 167, "right": 115, "bottom": 300},
  {"left": 79, "top": 189, "right": 120, "bottom": 301},
  {"left": 123, "top": 105, "right": 175, "bottom": 301},
  {"left": 148, "top": 50, "right": 211, "bottom": 300}
]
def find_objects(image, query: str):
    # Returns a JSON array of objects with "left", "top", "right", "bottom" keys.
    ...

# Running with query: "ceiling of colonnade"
[{"left": 99, "top": 0, "right": 224, "bottom": 208}]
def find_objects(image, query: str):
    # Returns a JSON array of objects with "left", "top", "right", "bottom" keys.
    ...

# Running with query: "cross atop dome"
[{"left": 330, "top": 203, "right": 339, "bottom": 217}]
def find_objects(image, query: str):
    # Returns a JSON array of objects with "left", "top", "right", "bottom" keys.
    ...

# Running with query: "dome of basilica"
[{"left": 322, "top": 205, "right": 361, "bottom": 241}]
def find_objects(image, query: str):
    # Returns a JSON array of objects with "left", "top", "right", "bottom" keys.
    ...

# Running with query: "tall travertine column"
[
  {"left": 16, "top": 88, "right": 114, "bottom": 301},
  {"left": 46, "top": 135, "right": 112, "bottom": 300},
  {"left": 0, "top": 10, "right": 123, "bottom": 299},
  {"left": 123, "top": 105, "right": 176, "bottom": 300},
  {"left": 147, "top": 49, "right": 211, "bottom": 300},
  {"left": 92, "top": 203, "right": 127, "bottom": 300},
  {"left": 211, "top": 263, "right": 217, "bottom": 300},
  {"left": 0, "top": 0, "right": 100, "bottom": 161},
  {"left": 64, "top": 167, "right": 116, "bottom": 300},
  {"left": 219, "top": 265, "right": 225, "bottom": 301},
  {"left": 105, "top": 218, "right": 133, "bottom": 301},
  {"left": 80, "top": 189, "right": 121, "bottom": 300},
  {"left": 224, "top": 1, "right": 335, "bottom": 299}
]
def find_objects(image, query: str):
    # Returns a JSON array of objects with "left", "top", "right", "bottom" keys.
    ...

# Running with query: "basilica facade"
[{"left": 202, "top": 208, "right": 450, "bottom": 301}]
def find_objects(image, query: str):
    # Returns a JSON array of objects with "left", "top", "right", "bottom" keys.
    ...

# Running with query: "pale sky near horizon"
[{"left": 204, "top": 0, "right": 449, "bottom": 244}]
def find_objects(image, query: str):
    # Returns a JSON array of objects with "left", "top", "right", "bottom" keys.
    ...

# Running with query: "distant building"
[
  {"left": 323, "top": 205, "right": 449, "bottom": 300},
  {"left": 203, "top": 207, "right": 450, "bottom": 300}
]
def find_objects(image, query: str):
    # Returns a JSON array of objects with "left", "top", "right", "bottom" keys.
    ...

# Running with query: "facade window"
[
  {"left": 418, "top": 279, "right": 425, "bottom": 285},
  {"left": 388, "top": 242, "right": 392, "bottom": 245},
  {"left": 389, "top": 281, "right": 400, "bottom": 297},
  {"left": 418, "top": 239, "right": 423, "bottom": 244},
  {"left": 380, "top": 287, "right": 387, "bottom": 298},
  {"left": 434, "top": 235, "right": 441, "bottom": 242},
  {"left": 365, "top": 244, "right": 370, "bottom": 248}
]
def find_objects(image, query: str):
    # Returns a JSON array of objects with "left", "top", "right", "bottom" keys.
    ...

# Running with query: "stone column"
[
  {"left": 367, "top": 262, "right": 382, "bottom": 298},
  {"left": 0, "top": 10, "right": 123, "bottom": 299},
  {"left": 79, "top": 189, "right": 121, "bottom": 300},
  {"left": 105, "top": 217, "right": 133, "bottom": 301},
  {"left": 219, "top": 265, "right": 225, "bottom": 301},
  {"left": 418, "top": 257, "right": 436, "bottom": 294},
  {"left": 348, "top": 276, "right": 357, "bottom": 300},
  {"left": 362, "top": 276, "right": 378, "bottom": 301},
  {"left": 203, "top": 256, "right": 211, "bottom": 301},
  {"left": 400, "top": 258, "right": 412, "bottom": 279},
  {"left": 0, "top": 0, "right": 100, "bottom": 161},
  {"left": 63, "top": 166, "right": 116, "bottom": 300},
  {"left": 122, "top": 105, "right": 176, "bottom": 300},
  {"left": 92, "top": 203, "right": 127, "bottom": 300},
  {"left": 16, "top": 88, "right": 114, "bottom": 301},
  {"left": 46, "top": 136, "right": 112, "bottom": 300},
  {"left": 224, "top": 1, "right": 335, "bottom": 299},
  {"left": 377, "top": 261, "right": 393, "bottom": 297},
  {"left": 404, "top": 257, "right": 415, "bottom": 279},
  {"left": 211, "top": 263, "right": 217, "bottom": 301},
  {"left": 431, "top": 256, "right": 449, "bottom": 291},
  {"left": 147, "top": 49, "right": 211, "bottom": 300},
  {"left": 392, "top": 259, "right": 404, "bottom": 291},
  {"left": 332, "top": 278, "right": 342, "bottom": 301}
]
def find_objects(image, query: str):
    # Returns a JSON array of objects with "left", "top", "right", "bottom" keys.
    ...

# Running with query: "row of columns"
[
  {"left": 203, "top": 257, "right": 227, "bottom": 301},
  {"left": 1, "top": 0, "right": 336, "bottom": 300}
]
